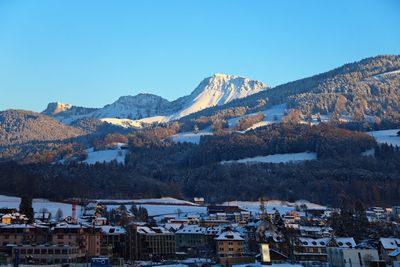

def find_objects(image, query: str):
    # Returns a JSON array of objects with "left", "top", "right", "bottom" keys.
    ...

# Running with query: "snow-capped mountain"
[
  {"left": 42, "top": 102, "right": 73, "bottom": 115},
  {"left": 42, "top": 102, "right": 98, "bottom": 124},
  {"left": 91, "top": 94, "right": 171, "bottom": 119},
  {"left": 42, "top": 74, "right": 269, "bottom": 126},
  {"left": 169, "top": 74, "right": 268, "bottom": 120}
]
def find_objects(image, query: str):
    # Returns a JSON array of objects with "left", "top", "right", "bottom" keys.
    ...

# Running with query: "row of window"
[{"left": 16, "top": 248, "right": 79, "bottom": 255}]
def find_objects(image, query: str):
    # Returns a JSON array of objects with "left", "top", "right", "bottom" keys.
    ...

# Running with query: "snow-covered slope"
[
  {"left": 42, "top": 74, "right": 269, "bottom": 127},
  {"left": 83, "top": 147, "right": 128, "bottom": 165},
  {"left": 220, "top": 152, "right": 317, "bottom": 164}
]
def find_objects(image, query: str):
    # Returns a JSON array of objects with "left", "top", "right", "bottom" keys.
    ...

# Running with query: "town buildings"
[{"left": 0, "top": 198, "right": 398, "bottom": 266}]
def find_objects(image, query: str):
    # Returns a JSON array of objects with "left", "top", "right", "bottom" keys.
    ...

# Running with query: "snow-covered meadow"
[
  {"left": 220, "top": 152, "right": 317, "bottom": 165},
  {"left": 220, "top": 199, "right": 326, "bottom": 215},
  {"left": 0, "top": 195, "right": 82, "bottom": 219},
  {"left": 368, "top": 129, "right": 400, "bottom": 147},
  {"left": 83, "top": 147, "right": 128, "bottom": 165},
  {"left": 170, "top": 129, "right": 213, "bottom": 144}
]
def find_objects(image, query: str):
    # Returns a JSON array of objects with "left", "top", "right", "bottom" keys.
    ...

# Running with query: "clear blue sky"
[{"left": 0, "top": 0, "right": 399, "bottom": 112}]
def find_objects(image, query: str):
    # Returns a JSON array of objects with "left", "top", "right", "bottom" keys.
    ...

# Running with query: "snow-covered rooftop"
[{"left": 215, "top": 231, "right": 244, "bottom": 241}]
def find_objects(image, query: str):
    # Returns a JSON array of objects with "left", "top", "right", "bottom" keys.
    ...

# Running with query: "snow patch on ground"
[
  {"left": 362, "top": 148, "right": 375, "bottom": 157},
  {"left": 222, "top": 199, "right": 326, "bottom": 215},
  {"left": 100, "top": 118, "right": 143, "bottom": 128},
  {"left": 138, "top": 115, "right": 170, "bottom": 124},
  {"left": 245, "top": 121, "right": 270, "bottom": 131},
  {"left": 106, "top": 204, "right": 207, "bottom": 217},
  {"left": 83, "top": 148, "right": 128, "bottom": 165},
  {"left": 368, "top": 129, "right": 400, "bottom": 147},
  {"left": 220, "top": 152, "right": 317, "bottom": 165},
  {"left": 96, "top": 197, "right": 197, "bottom": 206},
  {"left": 228, "top": 104, "right": 287, "bottom": 129},
  {"left": 373, "top": 69, "right": 400, "bottom": 81},
  {"left": 170, "top": 129, "right": 213, "bottom": 144}
]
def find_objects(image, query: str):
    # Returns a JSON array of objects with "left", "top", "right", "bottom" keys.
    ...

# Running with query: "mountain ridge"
[{"left": 41, "top": 73, "right": 269, "bottom": 124}]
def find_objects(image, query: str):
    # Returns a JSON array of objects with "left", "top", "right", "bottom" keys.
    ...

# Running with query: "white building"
[{"left": 327, "top": 247, "right": 379, "bottom": 267}]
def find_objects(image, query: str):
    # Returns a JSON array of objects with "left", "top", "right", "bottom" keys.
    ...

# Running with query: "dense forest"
[{"left": 0, "top": 123, "right": 399, "bottom": 208}]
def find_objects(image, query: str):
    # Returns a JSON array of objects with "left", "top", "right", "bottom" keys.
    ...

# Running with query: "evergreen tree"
[
  {"left": 354, "top": 201, "right": 369, "bottom": 241},
  {"left": 55, "top": 208, "right": 64, "bottom": 221},
  {"left": 19, "top": 196, "right": 34, "bottom": 222}
]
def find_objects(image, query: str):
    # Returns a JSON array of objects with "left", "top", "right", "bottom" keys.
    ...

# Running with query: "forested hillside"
[
  {"left": 179, "top": 55, "right": 400, "bottom": 122},
  {"left": 1, "top": 123, "right": 399, "bottom": 207}
]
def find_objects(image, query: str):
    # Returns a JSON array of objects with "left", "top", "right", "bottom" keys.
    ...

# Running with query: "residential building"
[
  {"left": 99, "top": 225, "right": 127, "bottom": 259},
  {"left": 11, "top": 244, "right": 80, "bottom": 264},
  {"left": 294, "top": 237, "right": 356, "bottom": 263},
  {"left": 215, "top": 230, "right": 253, "bottom": 267},
  {"left": 379, "top": 237, "right": 400, "bottom": 263},
  {"left": 127, "top": 224, "right": 175, "bottom": 261},
  {"left": 327, "top": 247, "right": 379, "bottom": 267}
]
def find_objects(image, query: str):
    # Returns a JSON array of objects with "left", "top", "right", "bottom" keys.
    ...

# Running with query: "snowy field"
[
  {"left": 0, "top": 195, "right": 82, "bottom": 219},
  {"left": 228, "top": 104, "right": 287, "bottom": 129},
  {"left": 83, "top": 147, "right": 128, "bottom": 165},
  {"left": 100, "top": 118, "right": 143, "bottom": 128},
  {"left": 170, "top": 129, "right": 213, "bottom": 144},
  {"left": 368, "top": 129, "right": 400, "bottom": 147},
  {"left": 106, "top": 204, "right": 207, "bottom": 217},
  {"left": 220, "top": 152, "right": 317, "bottom": 165},
  {"left": 96, "top": 197, "right": 198, "bottom": 206},
  {"left": 221, "top": 200, "right": 326, "bottom": 215}
]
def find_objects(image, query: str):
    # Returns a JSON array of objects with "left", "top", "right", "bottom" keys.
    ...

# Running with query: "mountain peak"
[
  {"left": 42, "top": 102, "right": 73, "bottom": 115},
  {"left": 170, "top": 74, "right": 269, "bottom": 119}
]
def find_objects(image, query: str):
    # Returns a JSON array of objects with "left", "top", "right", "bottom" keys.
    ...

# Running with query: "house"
[
  {"left": 0, "top": 213, "right": 28, "bottom": 225},
  {"left": 379, "top": 238, "right": 400, "bottom": 262},
  {"left": 389, "top": 249, "right": 400, "bottom": 264},
  {"left": 200, "top": 219, "right": 230, "bottom": 227},
  {"left": 207, "top": 205, "right": 244, "bottom": 215},
  {"left": 215, "top": 230, "right": 253, "bottom": 267},
  {"left": 194, "top": 197, "right": 205, "bottom": 205},
  {"left": 327, "top": 247, "right": 379, "bottom": 267},
  {"left": 293, "top": 237, "right": 356, "bottom": 263},
  {"left": 1, "top": 215, "right": 12, "bottom": 225},
  {"left": 299, "top": 226, "right": 333, "bottom": 238}
]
